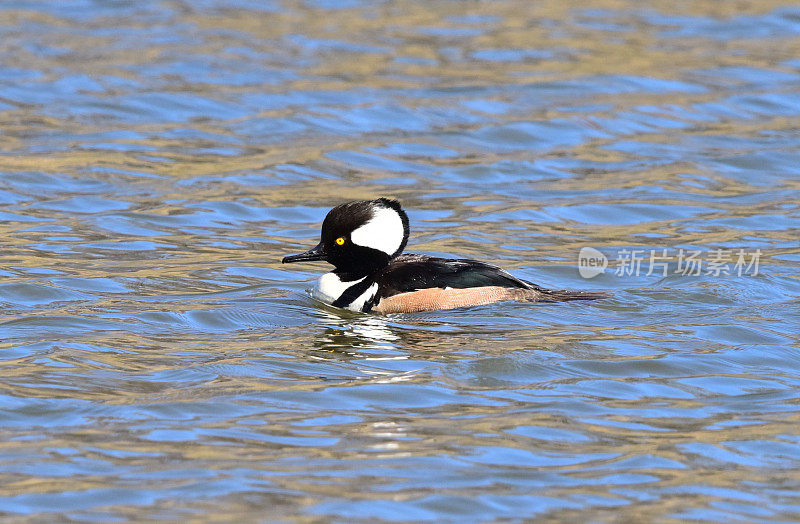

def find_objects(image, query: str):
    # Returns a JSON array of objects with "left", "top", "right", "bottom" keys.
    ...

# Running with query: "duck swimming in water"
[{"left": 283, "top": 198, "right": 608, "bottom": 314}]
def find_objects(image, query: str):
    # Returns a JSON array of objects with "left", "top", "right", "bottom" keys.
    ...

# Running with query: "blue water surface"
[{"left": 0, "top": 0, "right": 799, "bottom": 520}]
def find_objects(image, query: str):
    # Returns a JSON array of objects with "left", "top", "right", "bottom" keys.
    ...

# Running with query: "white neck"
[{"left": 313, "top": 272, "right": 378, "bottom": 312}]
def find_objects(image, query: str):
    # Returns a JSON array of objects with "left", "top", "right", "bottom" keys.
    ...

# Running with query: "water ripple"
[{"left": 0, "top": 0, "right": 798, "bottom": 521}]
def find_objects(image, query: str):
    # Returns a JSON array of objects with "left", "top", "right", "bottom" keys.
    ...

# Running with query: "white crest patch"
[
  {"left": 313, "top": 273, "right": 378, "bottom": 312},
  {"left": 350, "top": 205, "right": 405, "bottom": 256}
]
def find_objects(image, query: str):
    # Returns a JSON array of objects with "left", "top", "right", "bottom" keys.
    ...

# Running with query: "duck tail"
[
  {"left": 517, "top": 280, "right": 610, "bottom": 302},
  {"left": 535, "top": 288, "right": 611, "bottom": 302}
]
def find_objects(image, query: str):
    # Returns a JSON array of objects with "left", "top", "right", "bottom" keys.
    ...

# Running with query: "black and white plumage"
[{"left": 282, "top": 198, "right": 608, "bottom": 314}]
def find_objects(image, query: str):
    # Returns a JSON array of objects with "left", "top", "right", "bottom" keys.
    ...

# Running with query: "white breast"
[{"left": 313, "top": 272, "right": 378, "bottom": 312}]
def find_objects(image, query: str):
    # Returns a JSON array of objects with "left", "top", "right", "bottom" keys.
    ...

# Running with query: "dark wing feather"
[{"left": 375, "top": 254, "right": 533, "bottom": 297}]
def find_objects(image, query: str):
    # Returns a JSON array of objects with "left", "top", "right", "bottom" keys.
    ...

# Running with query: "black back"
[{"left": 373, "top": 253, "right": 537, "bottom": 300}]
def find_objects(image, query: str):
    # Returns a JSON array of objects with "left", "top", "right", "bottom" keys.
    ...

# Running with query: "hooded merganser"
[{"left": 282, "top": 198, "right": 609, "bottom": 314}]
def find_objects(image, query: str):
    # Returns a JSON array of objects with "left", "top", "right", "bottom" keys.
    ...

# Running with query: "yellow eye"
[{"left": 335, "top": 237, "right": 345, "bottom": 246}]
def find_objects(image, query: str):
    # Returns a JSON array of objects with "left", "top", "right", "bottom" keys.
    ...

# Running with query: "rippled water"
[{"left": 1, "top": 0, "right": 800, "bottom": 520}]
